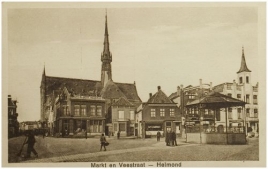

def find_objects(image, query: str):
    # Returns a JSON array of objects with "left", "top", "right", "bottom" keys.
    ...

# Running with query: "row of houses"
[{"left": 40, "top": 13, "right": 258, "bottom": 139}]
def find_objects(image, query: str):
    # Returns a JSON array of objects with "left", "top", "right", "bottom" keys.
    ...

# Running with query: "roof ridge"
[{"left": 46, "top": 76, "right": 100, "bottom": 82}]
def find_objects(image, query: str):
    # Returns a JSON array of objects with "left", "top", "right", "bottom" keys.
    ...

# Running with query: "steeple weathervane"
[{"left": 237, "top": 46, "right": 251, "bottom": 73}]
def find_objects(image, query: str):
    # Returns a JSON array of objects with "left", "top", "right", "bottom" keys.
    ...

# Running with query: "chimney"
[
  {"left": 157, "top": 86, "right": 161, "bottom": 91},
  {"left": 177, "top": 86, "right": 181, "bottom": 95},
  {"left": 199, "top": 79, "right": 202, "bottom": 88},
  {"left": 149, "top": 93, "right": 152, "bottom": 98},
  {"left": 210, "top": 82, "right": 213, "bottom": 90},
  {"left": 8, "top": 95, "right": 11, "bottom": 102}
]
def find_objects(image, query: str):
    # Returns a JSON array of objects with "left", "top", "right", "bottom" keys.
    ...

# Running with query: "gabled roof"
[
  {"left": 112, "top": 97, "right": 134, "bottom": 107},
  {"left": 101, "top": 80, "right": 127, "bottom": 99},
  {"left": 148, "top": 88, "right": 173, "bottom": 104}
]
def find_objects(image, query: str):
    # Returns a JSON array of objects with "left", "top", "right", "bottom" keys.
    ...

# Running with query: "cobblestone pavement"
[{"left": 8, "top": 136, "right": 259, "bottom": 163}]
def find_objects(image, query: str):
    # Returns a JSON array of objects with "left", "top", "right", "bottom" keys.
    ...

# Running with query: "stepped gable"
[
  {"left": 148, "top": 87, "right": 174, "bottom": 104},
  {"left": 45, "top": 76, "right": 101, "bottom": 97},
  {"left": 112, "top": 97, "right": 134, "bottom": 107},
  {"left": 101, "top": 80, "right": 127, "bottom": 99}
]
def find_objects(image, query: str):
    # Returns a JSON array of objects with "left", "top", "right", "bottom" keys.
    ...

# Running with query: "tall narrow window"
[
  {"left": 246, "top": 76, "right": 249, "bottom": 83},
  {"left": 253, "top": 95, "right": 258, "bottom": 105},
  {"left": 246, "top": 95, "right": 250, "bottom": 104},
  {"left": 237, "top": 108, "right": 242, "bottom": 119},
  {"left": 97, "top": 106, "right": 102, "bottom": 116},
  {"left": 160, "top": 109, "right": 165, "bottom": 117},
  {"left": 239, "top": 77, "right": 243, "bottom": 84},
  {"left": 119, "top": 111, "right": 124, "bottom": 119},
  {"left": 74, "top": 105, "right": 80, "bottom": 116},
  {"left": 90, "top": 106, "right": 96, "bottom": 116},
  {"left": 170, "top": 109, "right": 175, "bottom": 117},
  {"left": 246, "top": 108, "right": 250, "bottom": 117},
  {"left": 228, "top": 108, "right": 232, "bottom": 119},
  {"left": 254, "top": 109, "right": 258, "bottom": 118},
  {"left": 81, "top": 105, "right": 87, "bottom": 116},
  {"left": 151, "top": 109, "right": 156, "bottom": 117},
  {"left": 130, "top": 111, "right": 135, "bottom": 120},
  {"left": 62, "top": 105, "right": 66, "bottom": 115},
  {"left": 216, "top": 109, "right": 221, "bottom": 121}
]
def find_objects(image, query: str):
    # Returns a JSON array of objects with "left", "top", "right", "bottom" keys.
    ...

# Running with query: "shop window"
[
  {"left": 130, "top": 111, "right": 135, "bottom": 120},
  {"left": 74, "top": 105, "right": 80, "bottom": 116},
  {"left": 97, "top": 106, "right": 102, "bottom": 116},
  {"left": 151, "top": 109, "right": 156, "bottom": 117},
  {"left": 90, "top": 106, "right": 96, "bottom": 116},
  {"left": 160, "top": 109, "right": 165, "bottom": 117},
  {"left": 170, "top": 109, "right": 175, "bottom": 117}
]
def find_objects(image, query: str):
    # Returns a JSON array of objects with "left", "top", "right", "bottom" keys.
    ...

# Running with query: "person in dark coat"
[
  {"left": 100, "top": 133, "right": 107, "bottom": 151},
  {"left": 165, "top": 131, "right": 170, "bottom": 146},
  {"left": 117, "top": 131, "right": 120, "bottom": 139},
  {"left": 25, "top": 131, "right": 38, "bottom": 158},
  {"left": 157, "top": 131, "right": 161, "bottom": 142},
  {"left": 171, "top": 131, "right": 178, "bottom": 146}
]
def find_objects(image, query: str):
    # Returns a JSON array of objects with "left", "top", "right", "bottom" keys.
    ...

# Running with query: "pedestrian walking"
[
  {"left": 25, "top": 130, "right": 38, "bottom": 158},
  {"left": 171, "top": 130, "right": 178, "bottom": 146},
  {"left": 165, "top": 131, "right": 170, "bottom": 146},
  {"left": 117, "top": 131, "right": 120, "bottom": 139},
  {"left": 100, "top": 133, "right": 107, "bottom": 151},
  {"left": 157, "top": 131, "right": 161, "bottom": 142}
]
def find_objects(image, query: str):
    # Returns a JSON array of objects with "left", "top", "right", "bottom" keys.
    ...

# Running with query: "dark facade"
[
  {"left": 137, "top": 86, "right": 181, "bottom": 138},
  {"left": 8, "top": 95, "right": 19, "bottom": 138}
]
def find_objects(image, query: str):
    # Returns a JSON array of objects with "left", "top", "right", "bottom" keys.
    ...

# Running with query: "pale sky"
[{"left": 5, "top": 3, "right": 263, "bottom": 122}]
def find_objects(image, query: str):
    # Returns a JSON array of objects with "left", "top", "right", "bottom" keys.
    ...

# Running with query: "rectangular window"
[
  {"left": 62, "top": 105, "right": 66, "bottom": 115},
  {"left": 81, "top": 105, "right": 87, "bottom": 116},
  {"left": 170, "top": 109, "right": 175, "bottom": 117},
  {"left": 90, "top": 106, "right": 96, "bottom": 116},
  {"left": 151, "top": 109, "right": 156, "bottom": 117},
  {"left": 189, "top": 95, "right": 195, "bottom": 99},
  {"left": 254, "top": 109, "right": 258, "bottom": 118},
  {"left": 228, "top": 108, "right": 232, "bottom": 119},
  {"left": 160, "top": 109, "right": 165, "bottom": 117},
  {"left": 216, "top": 109, "right": 221, "bottom": 121},
  {"left": 253, "top": 95, "right": 258, "bottom": 105},
  {"left": 237, "top": 108, "right": 242, "bottom": 119},
  {"left": 119, "top": 111, "right": 124, "bottom": 119},
  {"left": 74, "top": 105, "right": 80, "bottom": 116},
  {"left": 237, "top": 94, "right": 241, "bottom": 99},
  {"left": 239, "top": 77, "right": 243, "bottom": 84},
  {"left": 97, "top": 106, "right": 102, "bottom": 116},
  {"left": 194, "top": 108, "right": 198, "bottom": 114},
  {"left": 227, "top": 93, "right": 232, "bottom": 97},
  {"left": 114, "top": 123, "right": 117, "bottom": 131},
  {"left": 246, "top": 76, "right": 249, "bottom": 83},
  {"left": 119, "top": 123, "right": 126, "bottom": 131},
  {"left": 130, "top": 111, "right": 135, "bottom": 120},
  {"left": 66, "top": 105, "right": 69, "bottom": 115},
  {"left": 246, "top": 95, "right": 250, "bottom": 104},
  {"left": 246, "top": 108, "right": 250, "bottom": 117}
]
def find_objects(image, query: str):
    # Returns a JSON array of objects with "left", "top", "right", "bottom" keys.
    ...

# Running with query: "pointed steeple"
[
  {"left": 237, "top": 46, "right": 251, "bottom": 73},
  {"left": 101, "top": 10, "right": 112, "bottom": 88},
  {"left": 42, "top": 63, "right": 46, "bottom": 76}
]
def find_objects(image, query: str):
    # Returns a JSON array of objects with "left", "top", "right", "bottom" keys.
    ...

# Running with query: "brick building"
[{"left": 8, "top": 95, "right": 19, "bottom": 138}]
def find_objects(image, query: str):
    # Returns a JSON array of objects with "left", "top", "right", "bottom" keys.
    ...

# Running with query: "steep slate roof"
[
  {"left": 112, "top": 97, "right": 134, "bottom": 107},
  {"left": 148, "top": 88, "right": 174, "bottom": 104},
  {"left": 45, "top": 76, "right": 141, "bottom": 103},
  {"left": 101, "top": 80, "right": 127, "bottom": 99}
]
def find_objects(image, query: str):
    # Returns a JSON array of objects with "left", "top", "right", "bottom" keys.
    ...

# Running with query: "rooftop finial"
[{"left": 237, "top": 46, "right": 251, "bottom": 73}]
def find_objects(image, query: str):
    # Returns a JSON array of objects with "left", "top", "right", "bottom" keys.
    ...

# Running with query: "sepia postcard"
[{"left": 2, "top": 2, "right": 266, "bottom": 168}]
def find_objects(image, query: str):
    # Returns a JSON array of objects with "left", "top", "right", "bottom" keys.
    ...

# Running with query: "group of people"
[{"left": 165, "top": 130, "right": 178, "bottom": 146}]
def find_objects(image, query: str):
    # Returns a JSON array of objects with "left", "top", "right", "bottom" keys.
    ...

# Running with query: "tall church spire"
[
  {"left": 237, "top": 46, "right": 251, "bottom": 73},
  {"left": 101, "top": 10, "right": 112, "bottom": 87}
]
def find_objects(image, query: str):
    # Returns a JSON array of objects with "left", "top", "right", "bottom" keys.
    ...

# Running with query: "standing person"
[
  {"left": 42, "top": 130, "right": 45, "bottom": 139},
  {"left": 85, "top": 130, "right": 87, "bottom": 139},
  {"left": 157, "top": 131, "right": 161, "bottom": 142},
  {"left": 165, "top": 131, "right": 170, "bottom": 146},
  {"left": 100, "top": 133, "right": 107, "bottom": 151},
  {"left": 117, "top": 131, "right": 120, "bottom": 139},
  {"left": 25, "top": 130, "right": 38, "bottom": 158},
  {"left": 171, "top": 130, "right": 178, "bottom": 146}
]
